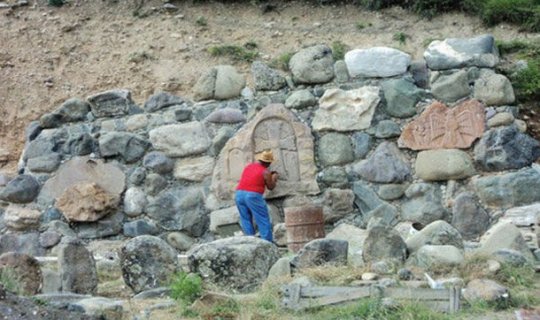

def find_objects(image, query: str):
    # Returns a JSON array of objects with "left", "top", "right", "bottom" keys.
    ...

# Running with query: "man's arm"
[{"left": 264, "top": 171, "right": 278, "bottom": 190}]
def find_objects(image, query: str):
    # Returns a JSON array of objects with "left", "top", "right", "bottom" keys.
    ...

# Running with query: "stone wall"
[{"left": 0, "top": 34, "right": 539, "bottom": 270}]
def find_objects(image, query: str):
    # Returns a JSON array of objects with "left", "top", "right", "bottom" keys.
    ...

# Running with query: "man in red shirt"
[{"left": 235, "top": 150, "right": 278, "bottom": 242}]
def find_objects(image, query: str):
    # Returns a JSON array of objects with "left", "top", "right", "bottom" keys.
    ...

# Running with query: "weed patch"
[
  {"left": 331, "top": 41, "right": 348, "bottom": 60},
  {"left": 0, "top": 268, "right": 23, "bottom": 296},
  {"left": 170, "top": 271, "right": 203, "bottom": 304},
  {"left": 208, "top": 44, "right": 259, "bottom": 62},
  {"left": 270, "top": 51, "right": 294, "bottom": 71}
]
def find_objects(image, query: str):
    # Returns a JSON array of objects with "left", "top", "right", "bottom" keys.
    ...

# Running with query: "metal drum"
[{"left": 284, "top": 206, "right": 325, "bottom": 253}]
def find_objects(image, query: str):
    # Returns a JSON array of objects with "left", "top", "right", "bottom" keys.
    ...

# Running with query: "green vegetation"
[
  {"left": 207, "top": 44, "right": 259, "bottom": 62},
  {"left": 169, "top": 271, "right": 203, "bottom": 304},
  {"left": 331, "top": 41, "right": 348, "bottom": 60},
  {"left": 48, "top": 0, "right": 65, "bottom": 7},
  {"left": 195, "top": 16, "right": 208, "bottom": 27},
  {"left": 392, "top": 32, "right": 408, "bottom": 45},
  {"left": 270, "top": 51, "right": 295, "bottom": 71},
  {"left": 0, "top": 268, "right": 23, "bottom": 296}
]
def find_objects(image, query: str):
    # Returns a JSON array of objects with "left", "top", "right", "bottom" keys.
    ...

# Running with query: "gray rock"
[
  {"left": 26, "top": 153, "right": 61, "bottom": 173},
  {"left": 146, "top": 187, "right": 207, "bottom": 236},
  {"left": 415, "top": 245, "right": 464, "bottom": 269},
  {"left": 41, "top": 269, "right": 62, "bottom": 293},
  {"left": 39, "top": 231, "right": 62, "bottom": 248},
  {"left": 478, "top": 221, "right": 534, "bottom": 262},
  {"left": 205, "top": 107, "right": 246, "bottom": 123},
  {"left": 430, "top": 70, "right": 471, "bottom": 103},
  {"left": 251, "top": 61, "right": 286, "bottom": 91},
  {"left": 187, "top": 236, "right": 280, "bottom": 292},
  {"left": 285, "top": 90, "right": 317, "bottom": 109},
  {"left": 363, "top": 203, "right": 399, "bottom": 229},
  {"left": 358, "top": 142, "right": 411, "bottom": 183},
  {"left": 474, "top": 167, "right": 540, "bottom": 208},
  {"left": 345, "top": 47, "right": 411, "bottom": 78},
  {"left": 377, "top": 184, "right": 407, "bottom": 201},
  {"left": 410, "top": 60, "right": 429, "bottom": 88},
  {"left": 174, "top": 107, "right": 192, "bottom": 121},
  {"left": 46, "top": 221, "right": 77, "bottom": 237},
  {"left": 121, "top": 235, "right": 179, "bottom": 294},
  {"left": 124, "top": 219, "right": 159, "bottom": 237},
  {"left": 322, "top": 188, "right": 355, "bottom": 222},
  {"left": 474, "top": 126, "right": 540, "bottom": 171},
  {"left": 424, "top": 34, "right": 499, "bottom": 70},
  {"left": 363, "top": 226, "right": 407, "bottom": 263},
  {"left": 77, "top": 211, "right": 124, "bottom": 239},
  {"left": 23, "top": 128, "right": 64, "bottom": 161},
  {"left": 397, "top": 268, "right": 413, "bottom": 280},
  {"left": 56, "top": 98, "right": 91, "bottom": 122},
  {"left": 334, "top": 60, "right": 349, "bottom": 83},
  {"left": 451, "top": 192, "right": 490, "bottom": 240},
  {"left": 474, "top": 70, "right": 515, "bottom": 105},
  {"left": 463, "top": 279, "right": 508, "bottom": 303},
  {"left": 210, "top": 126, "right": 235, "bottom": 156},
  {"left": 0, "top": 233, "right": 45, "bottom": 256},
  {"left": 319, "top": 166, "right": 349, "bottom": 188},
  {"left": 4, "top": 205, "right": 40, "bottom": 231},
  {"left": 492, "top": 249, "right": 528, "bottom": 267},
  {"left": 381, "top": 78, "right": 423, "bottom": 118},
  {"left": 68, "top": 297, "right": 123, "bottom": 320},
  {"left": 267, "top": 257, "right": 292, "bottom": 279},
  {"left": 63, "top": 130, "right": 96, "bottom": 156},
  {"left": 32, "top": 293, "right": 92, "bottom": 309},
  {"left": 25, "top": 120, "right": 42, "bottom": 141},
  {"left": 132, "top": 287, "right": 171, "bottom": 300},
  {"left": 41, "top": 207, "right": 63, "bottom": 224},
  {"left": 0, "top": 174, "right": 40, "bottom": 203},
  {"left": 401, "top": 183, "right": 448, "bottom": 225},
  {"left": 39, "top": 113, "right": 64, "bottom": 129},
  {"left": 326, "top": 224, "right": 368, "bottom": 267},
  {"left": 374, "top": 120, "right": 401, "bottom": 138},
  {"left": 149, "top": 122, "right": 211, "bottom": 157},
  {"left": 352, "top": 181, "right": 383, "bottom": 214},
  {"left": 123, "top": 187, "right": 147, "bottom": 217},
  {"left": 99, "top": 132, "right": 149, "bottom": 163},
  {"left": 289, "top": 45, "right": 334, "bottom": 84},
  {"left": 487, "top": 112, "right": 514, "bottom": 128},
  {"left": 0, "top": 252, "right": 42, "bottom": 295},
  {"left": 166, "top": 232, "right": 195, "bottom": 251},
  {"left": 406, "top": 220, "right": 464, "bottom": 253},
  {"left": 87, "top": 89, "right": 140, "bottom": 118},
  {"left": 128, "top": 167, "right": 146, "bottom": 186},
  {"left": 415, "top": 149, "right": 476, "bottom": 181},
  {"left": 291, "top": 238, "right": 348, "bottom": 269},
  {"left": 144, "top": 173, "right": 168, "bottom": 196},
  {"left": 193, "top": 65, "right": 246, "bottom": 101},
  {"left": 144, "top": 92, "right": 184, "bottom": 112},
  {"left": 318, "top": 133, "right": 354, "bottom": 166},
  {"left": 351, "top": 132, "right": 372, "bottom": 159},
  {"left": 143, "top": 151, "right": 174, "bottom": 174},
  {"left": 58, "top": 238, "right": 98, "bottom": 294}
]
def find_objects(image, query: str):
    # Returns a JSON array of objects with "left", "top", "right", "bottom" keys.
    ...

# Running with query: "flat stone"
[
  {"left": 209, "top": 206, "right": 240, "bottom": 234},
  {"left": 318, "top": 133, "right": 354, "bottom": 166},
  {"left": 487, "top": 112, "right": 514, "bottom": 127},
  {"left": 205, "top": 107, "right": 246, "bottom": 124},
  {"left": 69, "top": 297, "right": 123, "bottom": 320},
  {"left": 87, "top": 89, "right": 139, "bottom": 118},
  {"left": 345, "top": 47, "right": 410, "bottom": 77},
  {"left": 4, "top": 205, "right": 40, "bottom": 231},
  {"left": 58, "top": 239, "right": 98, "bottom": 294},
  {"left": 0, "top": 233, "right": 45, "bottom": 256},
  {"left": 430, "top": 70, "right": 471, "bottom": 102},
  {"left": 406, "top": 220, "right": 463, "bottom": 253},
  {"left": 381, "top": 78, "right": 423, "bottom": 118},
  {"left": 416, "top": 245, "right": 464, "bottom": 269},
  {"left": 312, "top": 87, "right": 380, "bottom": 131},
  {"left": 322, "top": 188, "right": 355, "bottom": 222},
  {"left": 26, "top": 153, "right": 61, "bottom": 173},
  {"left": 478, "top": 221, "right": 534, "bottom": 262},
  {"left": 143, "top": 91, "right": 184, "bottom": 112},
  {"left": 174, "top": 156, "right": 215, "bottom": 181},
  {"left": 451, "top": 192, "right": 490, "bottom": 240},
  {"left": 363, "top": 226, "right": 407, "bottom": 263},
  {"left": 358, "top": 142, "right": 411, "bottom": 183},
  {"left": 415, "top": 149, "right": 476, "bottom": 181},
  {"left": 149, "top": 122, "right": 211, "bottom": 157},
  {"left": 398, "top": 100, "right": 485, "bottom": 150}
]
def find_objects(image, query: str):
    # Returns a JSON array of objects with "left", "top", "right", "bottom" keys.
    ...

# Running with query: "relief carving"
[
  {"left": 211, "top": 104, "right": 319, "bottom": 201},
  {"left": 398, "top": 99, "right": 485, "bottom": 150}
]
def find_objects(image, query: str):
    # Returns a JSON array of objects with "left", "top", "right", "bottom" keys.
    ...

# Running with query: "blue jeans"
[{"left": 235, "top": 190, "right": 273, "bottom": 242}]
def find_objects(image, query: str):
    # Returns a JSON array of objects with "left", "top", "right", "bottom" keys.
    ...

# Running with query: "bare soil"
[{"left": 1, "top": 0, "right": 539, "bottom": 174}]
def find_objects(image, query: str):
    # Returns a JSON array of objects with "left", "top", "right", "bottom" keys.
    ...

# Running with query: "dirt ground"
[{"left": 1, "top": 0, "right": 539, "bottom": 174}]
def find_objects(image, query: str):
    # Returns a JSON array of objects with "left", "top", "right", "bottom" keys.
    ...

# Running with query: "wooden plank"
[
  {"left": 281, "top": 284, "right": 301, "bottom": 310},
  {"left": 301, "top": 286, "right": 371, "bottom": 298},
  {"left": 421, "top": 301, "right": 454, "bottom": 312},
  {"left": 449, "top": 287, "right": 460, "bottom": 314},
  {"left": 294, "top": 287, "right": 371, "bottom": 310},
  {"left": 383, "top": 287, "right": 450, "bottom": 300}
]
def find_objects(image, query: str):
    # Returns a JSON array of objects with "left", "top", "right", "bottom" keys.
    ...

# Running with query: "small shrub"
[
  {"left": 48, "top": 0, "right": 64, "bottom": 7},
  {"left": 408, "top": 0, "right": 460, "bottom": 19},
  {"left": 356, "top": 22, "right": 366, "bottom": 30},
  {"left": 169, "top": 272, "right": 203, "bottom": 304},
  {"left": 201, "top": 299, "right": 240, "bottom": 319},
  {"left": 331, "top": 41, "right": 348, "bottom": 61},
  {"left": 207, "top": 45, "right": 259, "bottom": 62},
  {"left": 195, "top": 16, "right": 208, "bottom": 27},
  {"left": 513, "top": 58, "right": 540, "bottom": 102},
  {"left": 270, "top": 51, "right": 294, "bottom": 71},
  {"left": 393, "top": 32, "right": 408, "bottom": 45},
  {"left": 481, "top": 0, "right": 540, "bottom": 31},
  {"left": 494, "top": 263, "right": 536, "bottom": 288},
  {"left": 357, "top": 0, "right": 404, "bottom": 10},
  {"left": 0, "top": 268, "right": 23, "bottom": 295}
]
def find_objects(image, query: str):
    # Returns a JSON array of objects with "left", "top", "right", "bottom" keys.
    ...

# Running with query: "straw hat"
[{"left": 256, "top": 150, "right": 274, "bottom": 163}]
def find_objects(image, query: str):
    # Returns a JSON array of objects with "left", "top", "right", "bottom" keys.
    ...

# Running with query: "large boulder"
[
  {"left": 143, "top": 91, "right": 185, "bottom": 112},
  {"left": 99, "top": 132, "right": 149, "bottom": 163},
  {"left": 56, "top": 182, "right": 120, "bottom": 222},
  {"left": 148, "top": 122, "right": 211, "bottom": 157},
  {"left": 381, "top": 78, "right": 423, "bottom": 118},
  {"left": 473, "top": 69, "right": 515, "bottom": 105},
  {"left": 290, "top": 239, "right": 348, "bottom": 269},
  {"left": 463, "top": 279, "right": 508, "bottom": 303},
  {"left": 120, "top": 235, "right": 179, "bottom": 294},
  {"left": 345, "top": 47, "right": 410, "bottom": 77},
  {"left": 173, "top": 156, "right": 215, "bottom": 182},
  {"left": 87, "top": 89, "right": 140, "bottom": 118},
  {"left": 430, "top": 70, "right": 471, "bottom": 103},
  {"left": 187, "top": 236, "right": 280, "bottom": 292},
  {"left": 4, "top": 205, "right": 41, "bottom": 231},
  {"left": 415, "top": 245, "right": 464, "bottom": 269},
  {"left": 321, "top": 188, "right": 355, "bottom": 222},
  {"left": 318, "top": 133, "right": 354, "bottom": 166},
  {"left": 0, "top": 174, "right": 40, "bottom": 203},
  {"left": 362, "top": 226, "right": 407, "bottom": 263},
  {"left": 326, "top": 224, "right": 368, "bottom": 267},
  {"left": 58, "top": 238, "right": 98, "bottom": 294},
  {"left": 451, "top": 192, "right": 490, "bottom": 240},
  {"left": 406, "top": 220, "right": 464, "bottom": 253},
  {"left": 193, "top": 65, "right": 245, "bottom": 101},
  {"left": 0, "top": 252, "right": 42, "bottom": 295},
  {"left": 474, "top": 126, "right": 540, "bottom": 171},
  {"left": 401, "top": 183, "right": 448, "bottom": 225},
  {"left": 477, "top": 221, "right": 534, "bottom": 262},
  {"left": 358, "top": 142, "right": 411, "bottom": 183},
  {"left": 312, "top": 87, "right": 380, "bottom": 131},
  {"left": 424, "top": 34, "right": 499, "bottom": 70},
  {"left": 289, "top": 45, "right": 334, "bottom": 84},
  {"left": 415, "top": 149, "right": 476, "bottom": 181}
]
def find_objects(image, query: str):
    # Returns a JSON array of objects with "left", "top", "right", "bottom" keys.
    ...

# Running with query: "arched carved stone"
[
  {"left": 398, "top": 99, "right": 485, "bottom": 150},
  {"left": 211, "top": 104, "right": 319, "bottom": 201}
]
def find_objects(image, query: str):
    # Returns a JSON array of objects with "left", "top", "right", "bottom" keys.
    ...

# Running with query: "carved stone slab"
[
  {"left": 398, "top": 99, "right": 485, "bottom": 150},
  {"left": 211, "top": 104, "right": 320, "bottom": 201}
]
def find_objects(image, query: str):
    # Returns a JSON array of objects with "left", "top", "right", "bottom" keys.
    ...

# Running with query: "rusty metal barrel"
[{"left": 284, "top": 206, "right": 325, "bottom": 253}]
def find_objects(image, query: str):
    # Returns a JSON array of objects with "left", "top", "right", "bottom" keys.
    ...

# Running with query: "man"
[{"left": 235, "top": 150, "right": 278, "bottom": 242}]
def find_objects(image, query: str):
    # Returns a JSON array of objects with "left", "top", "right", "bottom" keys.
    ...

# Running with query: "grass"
[
  {"left": 0, "top": 267, "right": 23, "bottom": 296},
  {"left": 393, "top": 32, "right": 409, "bottom": 46},
  {"left": 169, "top": 271, "right": 203, "bottom": 304},
  {"left": 195, "top": 16, "right": 208, "bottom": 27},
  {"left": 331, "top": 41, "right": 348, "bottom": 61},
  {"left": 207, "top": 44, "right": 259, "bottom": 62},
  {"left": 270, "top": 51, "right": 295, "bottom": 71},
  {"left": 297, "top": 265, "right": 366, "bottom": 286}
]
